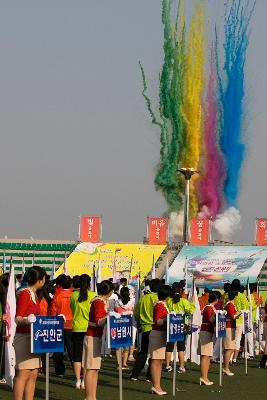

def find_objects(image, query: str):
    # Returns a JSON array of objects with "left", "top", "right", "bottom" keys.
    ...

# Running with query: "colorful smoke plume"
[{"left": 140, "top": 0, "right": 255, "bottom": 239}]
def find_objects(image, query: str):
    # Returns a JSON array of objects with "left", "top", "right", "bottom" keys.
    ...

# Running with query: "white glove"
[
  {"left": 26, "top": 314, "right": 36, "bottom": 324},
  {"left": 58, "top": 314, "right": 66, "bottom": 322}
]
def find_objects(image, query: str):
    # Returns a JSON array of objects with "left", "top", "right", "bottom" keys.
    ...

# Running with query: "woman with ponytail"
[
  {"left": 70, "top": 274, "right": 96, "bottom": 389},
  {"left": 114, "top": 287, "right": 134, "bottom": 369},
  {"left": 165, "top": 283, "right": 195, "bottom": 373}
]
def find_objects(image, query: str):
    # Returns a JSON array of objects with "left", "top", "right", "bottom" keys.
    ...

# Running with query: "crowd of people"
[{"left": 0, "top": 266, "right": 267, "bottom": 400}]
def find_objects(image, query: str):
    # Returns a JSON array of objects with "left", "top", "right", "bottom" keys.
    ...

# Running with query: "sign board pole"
[
  {"left": 219, "top": 338, "right": 223, "bottom": 387},
  {"left": 46, "top": 353, "right": 49, "bottom": 400},
  {"left": 245, "top": 334, "right": 248, "bottom": 376},
  {"left": 172, "top": 342, "right": 177, "bottom": 397},
  {"left": 119, "top": 348, "right": 123, "bottom": 400}
]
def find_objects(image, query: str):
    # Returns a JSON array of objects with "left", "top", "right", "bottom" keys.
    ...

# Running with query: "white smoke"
[
  {"left": 213, "top": 207, "right": 241, "bottom": 241},
  {"left": 168, "top": 210, "right": 184, "bottom": 239}
]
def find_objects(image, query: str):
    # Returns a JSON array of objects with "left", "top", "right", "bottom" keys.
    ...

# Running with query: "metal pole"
[
  {"left": 46, "top": 352, "right": 49, "bottom": 400},
  {"left": 245, "top": 335, "right": 248, "bottom": 376},
  {"left": 219, "top": 338, "right": 223, "bottom": 387},
  {"left": 119, "top": 348, "right": 123, "bottom": 400},
  {"left": 172, "top": 342, "right": 177, "bottom": 397},
  {"left": 183, "top": 179, "right": 190, "bottom": 244}
]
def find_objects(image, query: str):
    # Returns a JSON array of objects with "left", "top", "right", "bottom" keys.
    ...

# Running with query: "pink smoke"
[{"left": 197, "top": 48, "right": 225, "bottom": 219}]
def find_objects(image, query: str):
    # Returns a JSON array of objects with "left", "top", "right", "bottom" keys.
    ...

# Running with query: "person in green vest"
[
  {"left": 130, "top": 278, "right": 162, "bottom": 381},
  {"left": 232, "top": 280, "right": 250, "bottom": 363},
  {"left": 70, "top": 274, "right": 96, "bottom": 389},
  {"left": 165, "top": 283, "right": 195, "bottom": 372}
]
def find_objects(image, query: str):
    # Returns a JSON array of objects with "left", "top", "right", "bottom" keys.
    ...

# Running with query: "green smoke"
[{"left": 140, "top": 0, "right": 186, "bottom": 212}]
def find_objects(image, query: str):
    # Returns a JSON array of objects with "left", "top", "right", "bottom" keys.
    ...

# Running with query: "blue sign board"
[
  {"left": 31, "top": 316, "right": 64, "bottom": 354},
  {"left": 243, "top": 311, "right": 250, "bottom": 334},
  {"left": 107, "top": 313, "right": 133, "bottom": 349},
  {"left": 216, "top": 311, "right": 226, "bottom": 338},
  {"left": 167, "top": 313, "right": 185, "bottom": 343}
]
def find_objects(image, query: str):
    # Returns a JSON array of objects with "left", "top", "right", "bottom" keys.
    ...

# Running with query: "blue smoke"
[{"left": 216, "top": 0, "right": 255, "bottom": 207}]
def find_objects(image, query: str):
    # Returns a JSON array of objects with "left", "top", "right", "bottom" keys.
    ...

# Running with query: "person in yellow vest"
[
  {"left": 232, "top": 280, "right": 250, "bottom": 363},
  {"left": 130, "top": 279, "right": 162, "bottom": 381},
  {"left": 165, "top": 283, "right": 195, "bottom": 372}
]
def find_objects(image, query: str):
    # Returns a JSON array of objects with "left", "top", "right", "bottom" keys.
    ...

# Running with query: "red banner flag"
[
  {"left": 80, "top": 216, "right": 101, "bottom": 243},
  {"left": 190, "top": 218, "right": 209, "bottom": 245},
  {"left": 256, "top": 218, "right": 267, "bottom": 246},
  {"left": 148, "top": 217, "right": 168, "bottom": 244}
]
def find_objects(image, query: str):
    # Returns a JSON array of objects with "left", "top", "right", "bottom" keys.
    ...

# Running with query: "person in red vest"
[
  {"left": 13, "top": 266, "right": 46, "bottom": 400},
  {"left": 199, "top": 292, "right": 219, "bottom": 386},
  {"left": 50, "top": 274, "right": 73, "bottom": 376},
  {"left": 82, "top": 280, "right": 114, "bottom": 400}
]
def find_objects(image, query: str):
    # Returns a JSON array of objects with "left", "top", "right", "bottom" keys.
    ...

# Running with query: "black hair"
[
  {"left": 61, "top": 275, "right": 72, "bottom": 289},
  {"left": 37, "top": 278, "right": 54, "bottom": 306},
  {"left": 27, "top": 266, "right": 46, "bottom": 286},
  {"left": 157, "top": 285, "right": 171, "bottom": 301},
  {"left": 145, "top": 279, "right": 150, "bottom": 286},
  {"left": 120, "top": 287, "right": 130, "bottom": 305},
  {"left": 213, "top": 290, "right": 222, "bottom": 299},
  {"left": 223, "top": 283, "right": 231, "bottom": 293},
  {"left": 120, "top": 278, "right": 127, "bottom": 284},
  {"left": 108, "top": 278, "right": 113, "bottom": 282},
  {"left": 98, "top": 280, "right": 114, "bottom": 296},
  {"left": 179, "top": 280, "right": 185, "bottom": 289},
  {"left": 239, "top": 285, "right": 245, "bottom": 294},
  {"left": 231, "top": 279, "right": 240, "bottom": 291},
  {"left": 249, "top": 283, "right": 257, "bottom": 293},
  {"left": 72, "top": 275, "right": 80, "bottom": 289},
  {"left": 171, "top": 283, "right": 182, "bottom": 304},
  {"left": 78, "top": 274, "right": 91, "bottom": 302},
  {"left": 149, "top": 278, "right": 162, "bottom": 293},
  {"left": 208, "top": 291, "right": 219, "bottom": 303},
  {"left": 161, "top": 279, "right": 166, "bottom": 284},
  {"left": 55, "top": 274, "right": 66, "bottom": 286},
  {"left": 204, "top": 287, "right": 211, "bottom": 293},
  {"left": 228, "top": 289, "right": 238, "bottom": 301}
]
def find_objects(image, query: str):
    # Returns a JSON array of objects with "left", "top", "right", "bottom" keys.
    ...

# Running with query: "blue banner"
[
  {"left": 216, "top": 312, "right": 226, "bottom": 338},
  {"left": 31, "top": 316, "right": 64, "bottom": 354},
  {"left": 167, "top": 313, "right": 185, "bottom": 343},
  {"left": 107, "top": 313, "right": 133, "bottom": 349}
]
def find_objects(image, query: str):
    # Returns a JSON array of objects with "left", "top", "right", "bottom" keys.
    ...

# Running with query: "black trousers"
[
  {"left": 53, "top": 329, "right": 73, "bottom": 376},
  {"left": 0, "top": 335, "right": 5, "bottom": 379},
  {"left": 131, "top": 330, "right": 151, "bottom": 380}
]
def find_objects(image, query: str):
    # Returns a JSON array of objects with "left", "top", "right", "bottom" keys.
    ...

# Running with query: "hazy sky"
[{"left": 0, "top": 0, "right": 266, "bottom": 243}]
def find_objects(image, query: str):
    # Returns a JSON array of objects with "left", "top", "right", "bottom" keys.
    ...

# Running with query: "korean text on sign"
[
  {"left": 167, "top": 313, "right": 185, "bottom": 343},
  {"left": 31, "top": 316, "right": 64, "bottom": 354},
  {"left": 107, "top": 313, "right": 133, "bottom": 349},
  {"left": 216, "top": 311, "right": 226, "bottom": 338},
  {"left": 243, "top": 310, "right": 251, "bottom": 335}
]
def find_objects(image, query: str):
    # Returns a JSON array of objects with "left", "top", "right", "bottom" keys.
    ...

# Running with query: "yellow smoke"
[{"left": 180, "top": 1, "right": 205, "bottom": 217}]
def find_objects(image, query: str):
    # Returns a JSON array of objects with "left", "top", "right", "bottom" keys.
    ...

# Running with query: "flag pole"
[{"left": 188, "top": 275, "right": 195, "bottom": 373}]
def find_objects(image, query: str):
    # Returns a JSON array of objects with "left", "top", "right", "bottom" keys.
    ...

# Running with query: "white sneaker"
[
  {"left": 178, "top": 367, "right": 186, "bottom": 373},
  {"left": 81, "top": 379, "right": 85, "bottom": 390},
  {"left": 75, "top": 379, "right": 81, "bottom": 389}
]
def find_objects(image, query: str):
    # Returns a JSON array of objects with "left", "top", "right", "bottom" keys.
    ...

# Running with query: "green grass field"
[{"left": 1, "top": 357, "right": 266, "bottom": 400}]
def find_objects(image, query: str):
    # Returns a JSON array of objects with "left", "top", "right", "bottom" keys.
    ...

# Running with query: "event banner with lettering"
[
  {"left": 255, "top": 218, "right": 267, "bottom": 246},
  {"left": 148, "top": 217, "right": 168, "bottom": 244},
  {"left": 190, "top": 218, "right": 209, "bottom": 245},
  {"left": 168, "top": 245, "right": 267, "bottom": 288},
  {"left": 56, "top": 242, "right": 166, "bottom": 283},
  {"left": 80, "top": 216, "right": 101, "bottom": 243}
]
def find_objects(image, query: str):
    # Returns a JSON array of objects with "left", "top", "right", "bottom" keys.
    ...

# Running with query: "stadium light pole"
[{"left": 177, "top": 168, "right": 200, "bottom": 244}]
